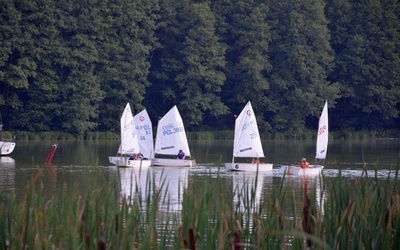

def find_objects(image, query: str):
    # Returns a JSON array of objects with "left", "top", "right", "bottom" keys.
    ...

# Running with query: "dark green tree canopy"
[{"left": 0, "top": 0, "right": 398, "bottom": 135}]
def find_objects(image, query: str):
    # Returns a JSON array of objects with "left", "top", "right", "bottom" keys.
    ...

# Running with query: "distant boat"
[
  {"left": 109, "top": 103, "right": 152, "bottom": 168},
  {"left": 0, "top": 141, "right": 16, "bottom": 156},
  {"left": 284, "top": 100, "right": 328, "bottom": 176},
  {"left": 0, "top": 115, "right": 16, "bottom": 155},
  {"left": 152, "top": 106, "right": 196, "bottom": 167},
  {"left": 224, "top": 101, "right": 273, "bottom": 172}
]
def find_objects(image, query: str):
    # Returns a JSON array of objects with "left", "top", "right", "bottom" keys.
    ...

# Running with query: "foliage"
[{"left": 0, "top": 0, "right": 399, "bottom": 135}]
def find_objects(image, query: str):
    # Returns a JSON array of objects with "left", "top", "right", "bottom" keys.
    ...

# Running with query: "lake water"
[{"left": 1, "top": 139, "right": 399, "bottom": 211}]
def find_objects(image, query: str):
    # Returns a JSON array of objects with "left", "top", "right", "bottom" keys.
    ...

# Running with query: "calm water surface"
[{"left": 1, "top": 139, "right": 399, "bottom": 210}]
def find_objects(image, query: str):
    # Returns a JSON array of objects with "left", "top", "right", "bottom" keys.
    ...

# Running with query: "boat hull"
[
  {"left": 151, "top": 158, "right": 196, "bottom": 167},
  {"left": 284, "top": 165, "right": 324, "bottom": 176},
  {"left": 224, "top": 162, "right": 273, "bottom": 172},
  {"left": 0, "top": 141, "right": 16, "bottom": 155},
  {"left": 109, "top": 156, "right": 152, "bottom": 168}
]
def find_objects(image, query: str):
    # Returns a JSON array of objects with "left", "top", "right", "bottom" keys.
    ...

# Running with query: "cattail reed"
[
  {"left": 1, "top": 164, "right": 399, "bottom": 249},
  {"left": 189, "top": 228, "right": 196, "bottom": 250}
]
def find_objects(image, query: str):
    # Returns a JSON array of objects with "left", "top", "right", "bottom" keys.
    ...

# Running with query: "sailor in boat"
[
  {"left": 251, "top": 157, "right": 260, "bottom": 164},
  {"left": 177, "top": 149, "right": 185, "bottom": 159},
  {"left": 134, "top": 152, "right": 144, "bottom": 160},
  {"left": 300, "top": 158, "right": 309, "bottom": 168},
  {"left": 128, "top": 152, "right": 143, "bottom": 160}
]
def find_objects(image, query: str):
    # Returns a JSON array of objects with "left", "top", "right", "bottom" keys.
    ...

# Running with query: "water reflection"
[
  {"left": 118, "top": 166, "right": 189, "bottom": 212},
  {"left": 0, "top": 139, "right": 398, "bottom": 213},
  {"left": 282, "top": 174, "right": 326, "bottom": 217},
  {"left": 118, "top": 166, "right": 149, "bottom": 203},
  {"left": 0, "top": 157, "right": 15, "bottom": 198},
  {"left": 231, "top": 172, "right": 269, "bottom": 213}
]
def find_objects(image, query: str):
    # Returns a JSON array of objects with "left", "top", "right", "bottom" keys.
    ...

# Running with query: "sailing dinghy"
[
  {"left": 152, "top": 105, "right": 196, "bottom": 167},
  {"left": 285, "top": 100, "right": 328, "bottom": 176},
  {"left": 0, "top": 141, "right": 16, "bottom": 156},
  {"left": 109, "top": 103, "right": 151, "bottom": 168},
  {"left": 224, "top": 101, "right": 273, "bottom": 172},
  {"left": 0, "top": 114, "right": 16, "bottom": 155}
]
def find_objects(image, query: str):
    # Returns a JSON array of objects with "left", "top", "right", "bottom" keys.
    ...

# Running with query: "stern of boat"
[{"left": 0, "top": 142, "right": 16, "bottom": 155}]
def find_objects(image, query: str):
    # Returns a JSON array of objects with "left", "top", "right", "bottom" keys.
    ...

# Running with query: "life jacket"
[{"left": 300, "top": 161, "right": 309, "bottom": 168}]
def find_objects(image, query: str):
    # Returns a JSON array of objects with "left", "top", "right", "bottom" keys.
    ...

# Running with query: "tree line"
[{"left": 0, "top": 0, "right": 399, "bottom": 136}]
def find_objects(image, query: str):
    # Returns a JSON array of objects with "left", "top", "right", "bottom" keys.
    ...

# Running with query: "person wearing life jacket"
[
  {"left": 251, "top": 157, "right": 260, "bottom": 164},
  {"left": 134, "top": 152, "right": 143, "bottom": 160},
  {"left": 177, "top": 149, "right": 185, "bottom": 159},
  {"left": 300, "top": 158, "right": 309, "bottom": 168}
]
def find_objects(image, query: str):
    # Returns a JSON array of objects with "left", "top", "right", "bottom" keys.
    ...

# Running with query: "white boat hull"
[
  {"left": 0, "top": 141, "right": 16, "bottom": 155},
  {"left": 151, "top": 158, "right": 196, "bottom": 167},
  {"left": 284, "top": 165, "right": 324, "bottom": 176},
  {"left": 109, "top": 156, "right": 152, "bottom": 168},
  {"left": 225, "top": 162, "right": 273, "bottom": 172}
]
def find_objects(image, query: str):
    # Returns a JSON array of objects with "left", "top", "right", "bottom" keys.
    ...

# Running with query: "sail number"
[
  {"left": 162, "top": 123, "right": 184, "bottom": 136},
  {"left": 250, "top": 132, "right": 258, "bottom": 139},
  {"left": 241, "top": 120, "right": 255, "bottom": 131},
  {"left": 318, "top": 125, "right": 327, "bottom": 135}
]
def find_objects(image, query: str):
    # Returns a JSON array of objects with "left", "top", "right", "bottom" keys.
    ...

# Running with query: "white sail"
[
  {"left": 233, "top": 101, "right": 264, "bottom": 158},
  {"left": 134, "top": 109, "right": 154, "bottom": 159},
  {"left": 315, "top": 100, "right": 329, "bottom": 160},
  {"left": 154, "top": 106, "right": 191, "bottom": 156},
  {"left": 119, "top": 103, "right": 140, "bottom": 155}
]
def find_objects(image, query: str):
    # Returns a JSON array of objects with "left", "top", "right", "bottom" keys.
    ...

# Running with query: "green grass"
[{"left": 1, "top": 165, "right": 400, "bottom": 249}]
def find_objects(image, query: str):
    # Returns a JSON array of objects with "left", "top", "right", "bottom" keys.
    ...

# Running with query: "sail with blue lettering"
[
  {"left": 233, "top": 101, "right": 264, "bottom": 158},
  {"left": 134, "top": 109, "right": 154, "bottom": 159},
  {"left": 154, "top": 106, "right": 191, "bottom": 157}
]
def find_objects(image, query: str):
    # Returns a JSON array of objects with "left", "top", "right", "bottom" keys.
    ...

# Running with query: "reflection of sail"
[
  {"left": 0, "top": 157, "right": 16, "bottom": 198},
  {"left": 151, "top": 167, "right": 189, "bottom": 212},
  {"left": 284, "top": 176, "right": 325, "bottom": 216},
  {"left": 232, "top": 172, "right": 264, "bottom": 212},
  {"left": 118, "top": 166, "right": 189, "bottom": 212},
  {"left": 118, "top": 167, "right": 150, "bottom": 203}
]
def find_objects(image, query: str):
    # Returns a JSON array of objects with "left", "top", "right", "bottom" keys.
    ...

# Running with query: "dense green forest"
[{"left": 0, "top": 0, "right": 399, "bottom": 136}]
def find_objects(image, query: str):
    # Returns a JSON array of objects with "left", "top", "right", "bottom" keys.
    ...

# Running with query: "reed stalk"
[{"left": 1, "top": 163, "right": 399, "bottom": 249}]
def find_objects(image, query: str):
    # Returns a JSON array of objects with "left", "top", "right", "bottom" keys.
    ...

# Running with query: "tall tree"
[
  {"left": 326, "top": 0, "right": 400, "bottom": 131},
  {"left": 215, "top": 0, "right": 272, "bottom": 131},
  {"left": 6, "top": 0, "right": 62, "bottom": 131},
  {"left": 175, "top": 2, "right": 228, "bottom": 127},
  {"left": 267, "top": 0, "right": 339, "bottom": 135},
  {"left": 53, "top": 0, "right": 104, "bottom": 134},
  {"left": 0, "top": 0, "right": 27, "bottom": 126},
  {"left": 146, "top": 0, "right": 189, "bottom": 120},
  {"left": 97, "top": 0, "right": 159, "bottom": 131}
]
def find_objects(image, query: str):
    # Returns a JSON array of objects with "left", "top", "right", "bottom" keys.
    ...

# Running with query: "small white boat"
[
  {"left": 0, "top": 117, "right": 16, "bottom": 155},
  {"left": 224, "top": 101, "right": 273, "bottom": 172},
  {"left": 284, "top": 100, "right": 329, "bottom": 176},
  {"left": 0, "top": 141, "right": 16, "bottom": 155},
  {"left": 284, "top": 164, "right": 324, "bottom": 176},
  {"left": 109, "top": 103, "right": 151, "bottom": 168},
  {"left": 152, "top": 106, "right": 196, "bottom": 167}
]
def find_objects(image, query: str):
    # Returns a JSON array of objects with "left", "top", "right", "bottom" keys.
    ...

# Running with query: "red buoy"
[{"left": 45, "top": 144, "right": 58, "bottom": 164}]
